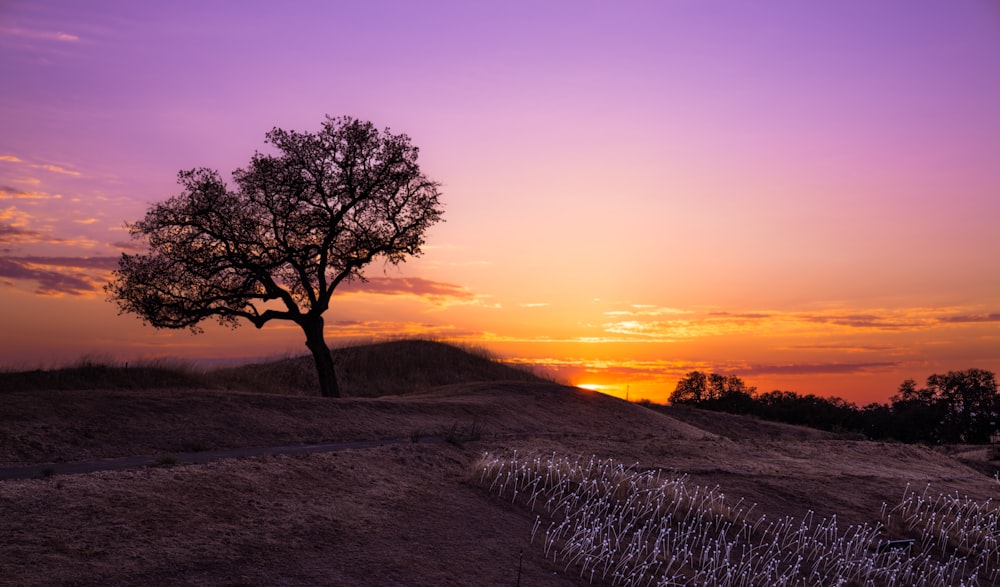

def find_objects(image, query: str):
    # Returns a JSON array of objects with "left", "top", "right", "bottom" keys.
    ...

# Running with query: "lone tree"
[{"left": 106, "top": 116, "right": 444, "bottom": 397}]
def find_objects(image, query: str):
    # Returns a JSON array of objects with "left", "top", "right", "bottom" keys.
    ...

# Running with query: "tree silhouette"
[
  {"left": 888, "top": 378, "right": 947, "bottom": 443},
  {"left": 669, "top": 371, "right": 709, "bottom": 404},
  {"left": 662, "top": 368, "right": 1000, "bottom": 444},
  {"left": 106, "top": 116, "right": 444, "bottom": 397},
  {"left": 669, "top": 371, "right": 755, "bottom": 410},
  {"left": 926, "top": 369, "right": 999, "bottom": 443}
]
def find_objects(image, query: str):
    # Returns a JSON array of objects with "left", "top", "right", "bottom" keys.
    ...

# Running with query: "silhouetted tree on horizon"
[
  {"left": 933, "top": 369, "right": 999, "bottom": 443},
  {"left": 663, "top": 368, "right": 999, "bottom": 444},
  {"left": 106, "top": 116, "right": 444, "bottom": 397},
  {"left": 670, "top": 371, "right": 756, "bottom": 411},
  {"left": 670, "top": 371, "right": 710, "bottom": 404}
]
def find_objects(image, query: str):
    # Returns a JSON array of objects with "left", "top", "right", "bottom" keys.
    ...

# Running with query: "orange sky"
[{"left": 2, "top": 1, "right": 999, "bottom": 405}]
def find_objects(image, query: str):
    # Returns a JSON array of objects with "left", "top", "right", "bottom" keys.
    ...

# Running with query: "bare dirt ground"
[{"left": 3, "top": 380, "right": 998, "bottom": 586}]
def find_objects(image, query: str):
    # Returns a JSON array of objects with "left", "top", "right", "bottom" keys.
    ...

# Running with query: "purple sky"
[{"left": 2, "top": 1, "right": 1000, "bottom": 402}]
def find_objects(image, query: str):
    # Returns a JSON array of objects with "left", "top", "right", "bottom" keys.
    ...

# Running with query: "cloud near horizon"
[
  {"left": 0, "top": 240, "right": 479, "bottom": 302},
  {"left": 742, "top": 362, "right": 900, "bottom": 376},
  {"left": 0, "top": 206, "right": 104, "bottom": 250},
  {"left": 600, "top": 305, "right": 997, "bottom": 341},
  {"left": 781, "top": 343, "right": 900, "bottom": 353},
  {"left": 505, "top": 355, "right": 905, "bottom": 398},
  {"left": 938, "top": 313, "right": 1000, "bottom": 324},
  {"left": 336, "top": 276, "right": 476, "bottom": 305},
  {"left": 0, "top": 256, "right": 116, "bottom": 296},
  {"left": 505, "top": 356, "right": 709, "bottom": 382},
  {"left": 324, "top": 319, "right": 479, "bottom": 341},
  {"left": 604, "top": 306, "right": 692, "bottom": 317}
]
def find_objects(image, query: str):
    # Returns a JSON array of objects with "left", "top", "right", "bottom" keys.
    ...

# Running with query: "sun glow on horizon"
[{"left": 575, "top": 382, "right": 635, "bottom": 402}]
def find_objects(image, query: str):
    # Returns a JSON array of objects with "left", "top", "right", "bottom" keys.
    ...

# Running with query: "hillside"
[
  {"left": 214, "top": 339, "right": 550, "bottom": 397},
  {"left": 2, "top": 340, "right": 998, "bottom": 585}
]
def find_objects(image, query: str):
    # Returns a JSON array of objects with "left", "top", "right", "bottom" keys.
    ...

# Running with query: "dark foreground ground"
[{"left": 2, "top": 342, "right": 997, "bottom": 585}]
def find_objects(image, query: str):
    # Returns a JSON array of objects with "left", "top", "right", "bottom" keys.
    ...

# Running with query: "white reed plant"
[
  {"left": 476, "top": 452, "right": 997, "bottom": 586},
  {"left": 883, "top": 483, "right": 1000, "bottom": 584}
]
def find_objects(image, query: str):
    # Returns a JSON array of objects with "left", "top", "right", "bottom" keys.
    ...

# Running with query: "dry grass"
[
  {"left": 654, "top": 403, "right": 845, "bottom": 441},
  {"left": 2, "top": 340, "right": 998, "bottom": 585},
  {"left": 211, "top": 339, "right": 551, "bottom": 396},
  {"left": 0, "top": 357, "right": 208, "bottom": 392},
  {"left": 0, "top": 339, "right": 546, "bottom": 396}
]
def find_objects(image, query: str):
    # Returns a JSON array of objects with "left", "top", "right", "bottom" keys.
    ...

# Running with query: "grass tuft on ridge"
[
  {"left": 212, "top": 339, "right": 551, "bottom": 396},
  {"left": 0, "top": 339, "right": 552, "bottom": 396}
]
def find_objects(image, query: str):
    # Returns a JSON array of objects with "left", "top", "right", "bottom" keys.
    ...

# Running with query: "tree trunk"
[{"left": 301, "top": 315, "right": 340, "bottom": 398}]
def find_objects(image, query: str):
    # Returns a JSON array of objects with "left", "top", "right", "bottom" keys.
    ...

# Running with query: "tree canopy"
[
  {"left": 669, "top": 371, "right": 756, "bottom": 411},
  {"left": 662, "top": 368, "right": 1000, "bottom": 444},
  {"left": 106, "top": 116, "right": 444, "bottom": 397}
]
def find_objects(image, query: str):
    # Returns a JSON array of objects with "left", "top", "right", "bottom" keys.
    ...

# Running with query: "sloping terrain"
[
  {"left": 0, "top": 381, "right": 711, "bottom": 466},
  {"left": 656, "top": 403, "right": 844, "bottom": 441},
  {"left": 214, "top": 338, "right": 548, "bottom": 397},
  {"left": 2, "top": 341, "right": 997, "bottom": 585}
]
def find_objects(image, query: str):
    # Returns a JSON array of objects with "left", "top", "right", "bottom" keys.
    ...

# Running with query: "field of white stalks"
[{"left": 477, "top": 452, "right": 1000, "bottom": 587}]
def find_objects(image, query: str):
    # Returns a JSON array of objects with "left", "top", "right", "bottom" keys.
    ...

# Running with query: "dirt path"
[{"left": 0, "top": 436, "right": 445, "bottom": 481}]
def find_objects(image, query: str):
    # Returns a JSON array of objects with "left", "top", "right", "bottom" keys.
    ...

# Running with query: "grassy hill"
[
  {"left": 2, "top": 340, "right": 999, "bottom": 585},
  {"left": 0, "top": 339, "right": 544, "bottom": 395},
  {"left": 214, "top": 338, "right": 549, "bottom": 396}
]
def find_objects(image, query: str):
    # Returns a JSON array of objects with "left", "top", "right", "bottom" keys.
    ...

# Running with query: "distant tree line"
[{"left": 664, "top": 368, "right": 1000, "bottom": 444}]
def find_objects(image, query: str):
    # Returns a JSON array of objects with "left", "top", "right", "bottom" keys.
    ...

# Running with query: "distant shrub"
[{"left": 154, "top": 455, "right": 178, "bottom": 467}]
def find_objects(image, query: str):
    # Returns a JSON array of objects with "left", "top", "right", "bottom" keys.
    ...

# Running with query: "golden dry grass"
[{"left": 2, "top": 340, "right": 997, "bottom": 585}]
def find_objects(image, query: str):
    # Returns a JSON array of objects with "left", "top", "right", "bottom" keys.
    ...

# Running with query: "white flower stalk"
[{"left": 475, "top": 452, "right": 995, "bottom": 586}]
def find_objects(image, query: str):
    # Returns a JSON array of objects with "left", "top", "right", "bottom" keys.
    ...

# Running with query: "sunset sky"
[{"left": 2, "top": 1, "right": 999, "bottom": 404}]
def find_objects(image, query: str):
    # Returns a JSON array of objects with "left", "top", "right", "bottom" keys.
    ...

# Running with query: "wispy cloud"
[
  {"left": 109, "top": 240, "right": 146, "bottom": 253},
  {"left": 0, "top": 199, "right": 118, "bottom": 295},
  {"left": 504, "top": 356, "right": 711, "bottom": 387},
  {"left": 782, "top": 343, "right": 900, "bottom": 353},
  {"left": 939, "top": 313, "right": 1000, "bottom": 324},
  {"left": 796, "top": 312, "right": 930, "bottom": 330},
  {"left": 0, "top": 27, "right": 80, "bottom": 42},
  {"left": 0, "top": 205, "right": 33, "bottom": 224},
  {"left": 602, "top": 318, "right": 737, "bottom": 340},
  {"left": 706, "top": 311, "right": 775, "bottom": 320},
  {"left": 599, "top": 304, "right": 998, "bottom": 341},
  {"left": 604, "top": 305, "right": 691, "bottom": 317},
  {"left": 6, "top": 256, "right": 118, "bottom": 271},
  {"left": 323, "top": 319, "right": 479, "bottom": 340},
  {"left": 0, "top": 223, "right": 48, "bottom": 245},
  {"left": 0, "top": 256, "right": 115, "bottom": 296},
  {"left": 32, "top": 163, "right": 80, "bottom": 176},
  {"left": 744, "top": 362, "right": 900, "bottom": 376},
  {"left": 0, "top": 154, "right": 81, "bottom": 176},
  {"left": 0, "top": 220, "right": 99, "bottom": 248},
  {"left": 0, "top": 186, "right": 61, "bottom": 200},
  {"left": 337, "top": 276, "right": 475, "bottom": 304}
]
